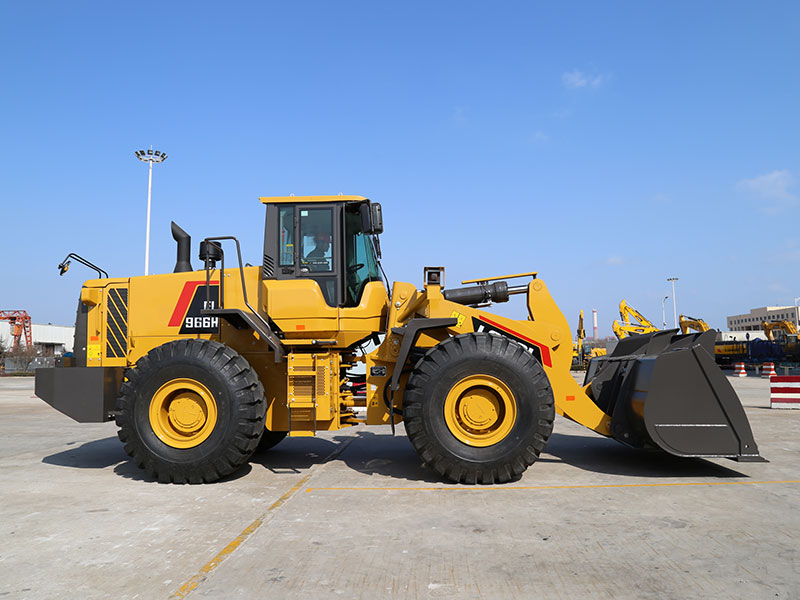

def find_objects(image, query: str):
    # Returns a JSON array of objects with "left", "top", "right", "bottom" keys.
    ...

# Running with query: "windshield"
[{"left": 344, "top": 206, "right": 383, "bottom": 306}]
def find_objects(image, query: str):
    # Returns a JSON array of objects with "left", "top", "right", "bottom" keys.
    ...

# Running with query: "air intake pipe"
[
  {"left": 171, "top": 221, "right": 193, "bottom": 273},
  {"left": 443, "top": 281, "right": 510, "bottom": 306}
]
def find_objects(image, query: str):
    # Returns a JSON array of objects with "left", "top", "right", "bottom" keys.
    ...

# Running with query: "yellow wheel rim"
[
  {"left": 149, "top": 378, "right": 218, "bottom": 449},
  {"left": 443, "top": 374, "right": 516, "bottom": 447}
]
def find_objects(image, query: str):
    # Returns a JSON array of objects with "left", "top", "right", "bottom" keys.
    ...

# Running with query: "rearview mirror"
[
  {"left": 370, "top": 203, "right": 383, "bottom": 234},
  {"left": 359, "top": 202, "right": 384, "bottom": 235}
]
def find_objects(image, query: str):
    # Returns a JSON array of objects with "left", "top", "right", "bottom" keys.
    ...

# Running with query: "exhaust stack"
[{"left": 171, "top": 221, "right": 193, "bottom": 273}]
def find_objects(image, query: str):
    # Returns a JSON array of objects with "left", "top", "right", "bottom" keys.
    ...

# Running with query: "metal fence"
[{"left": 2, "top": 357, "right": 56, "bottom": 373}]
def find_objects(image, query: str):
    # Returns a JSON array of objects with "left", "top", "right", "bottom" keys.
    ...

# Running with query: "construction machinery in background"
[
  {"left": 761, "top": 320, "right": 798, "bottom": 341},
  {"left": 572, "top": 310, "right": 587, "bottom": 369},
  {"left": 612, "top": 299, "right": 659, "bottom": 339},
  {"left": 714, "top": 321, "right": 800, "bottom": 367},
  {"left": 679, "top": 314, "right": 711, "bottom": 334},
  {"left": 35, "top": 195, "right": 764, "bottom": 485},
  {"left": 572, "top": 310, "right": 606, "bottom": 370},
  {"left": 761, "top": 320, "right": 799, "bottom": 363},
  {"left": 0, "top": 310, "right": 32, "bottom": 350}
]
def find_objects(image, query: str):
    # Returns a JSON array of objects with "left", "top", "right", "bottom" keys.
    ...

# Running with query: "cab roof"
[{"left": 259, "top": 195, "right": 368, "bottom": 204}]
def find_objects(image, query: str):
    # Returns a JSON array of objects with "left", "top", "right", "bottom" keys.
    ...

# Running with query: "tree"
[
  {"left": 0, "top": 336, "right": 7, "bottom": 369},
  {"left": 8, "top": 343, "right": 38, "bottom": 373}
]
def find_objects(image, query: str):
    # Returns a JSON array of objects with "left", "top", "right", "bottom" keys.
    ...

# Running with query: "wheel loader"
[{"left": 35, "top": 195, "right": 764, "bottom": 484}]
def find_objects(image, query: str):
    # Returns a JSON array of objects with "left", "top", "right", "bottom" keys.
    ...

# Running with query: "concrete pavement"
[{"left": 0, "top": 375, "right": 797, "bottom": 599}]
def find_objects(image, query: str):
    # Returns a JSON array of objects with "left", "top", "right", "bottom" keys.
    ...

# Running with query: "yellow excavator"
[
  {"left": 35, "top": 195, "right": 764, "bottom": 484},
  {"left": 761, "top": 320, "right": 798, "bottom": 341},
  {"left": 612, "top": 299, "right": 659, "bottom": 339},
  {"left": 679, "top": 314, "right": 711, "bottom": 334}
]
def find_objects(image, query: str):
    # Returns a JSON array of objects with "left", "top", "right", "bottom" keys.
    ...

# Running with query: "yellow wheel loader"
[{"left": 36, "top": 195, "right": 764, "bottom": 484}]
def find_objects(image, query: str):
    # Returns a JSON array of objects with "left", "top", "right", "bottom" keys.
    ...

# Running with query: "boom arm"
[{"left": 612, "top": 299, "right": 659, "bottom": 339}]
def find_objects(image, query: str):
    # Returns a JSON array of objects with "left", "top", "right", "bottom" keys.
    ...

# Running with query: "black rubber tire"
[
  {"left": 115, "top": 339, "right": 267, "bottom": 483},
  {"left": 403, "top": 332, "right": 555, "bottom": 484},
  {"left": 256, "top": 430, "right": 288, "bottom": 451}
]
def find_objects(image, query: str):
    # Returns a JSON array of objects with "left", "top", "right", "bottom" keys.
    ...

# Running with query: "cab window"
[
  {"left": 344, "top": 205, "right": 383, "bottom": 306},
  {"left": 299, "top": 208, "right": 333, "bottom": 273},
  {"left": 278, "top": 206, "right": 294, "bottom": 266}
]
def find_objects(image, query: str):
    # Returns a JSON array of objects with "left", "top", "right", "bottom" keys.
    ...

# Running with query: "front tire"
[
  {"left": 115, "top": 339, "right": 266, "bottom": 483},
  {"left": 403, "top": 333, "right": 555, "bottom": 484}
]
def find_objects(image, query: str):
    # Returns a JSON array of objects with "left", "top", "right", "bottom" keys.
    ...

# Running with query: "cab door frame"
[{"left": 264, "top": 201, "right": 345, "bottom": 307}]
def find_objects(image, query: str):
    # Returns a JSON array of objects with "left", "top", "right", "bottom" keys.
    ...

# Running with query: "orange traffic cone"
[
  {"left": 762, "top": 362, "right": 777, "bottom": 378},
  {"left": 733, "top": 362, "right": 747, "bottom": 377}
]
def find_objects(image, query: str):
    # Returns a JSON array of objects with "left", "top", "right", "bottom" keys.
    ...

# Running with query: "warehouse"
[{"left": 0, "top": 322, "right": 74, "bottom": 355}]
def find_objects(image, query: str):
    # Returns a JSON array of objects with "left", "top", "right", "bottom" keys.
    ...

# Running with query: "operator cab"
[{"left": 260, "top": 196, "right": 384, "bottom": 307}]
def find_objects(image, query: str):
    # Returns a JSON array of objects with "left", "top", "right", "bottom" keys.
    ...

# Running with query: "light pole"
[
  {"left": 135, "top": 148, "right": 168, "bottom": 275},
  {"left": 667, "top": 277, "right": 679, "bottom": 328},
  {"left": 661, "top": 296, "right": 669, "bottom": 329}
]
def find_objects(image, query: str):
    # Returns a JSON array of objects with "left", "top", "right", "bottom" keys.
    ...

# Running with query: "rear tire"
[
  {"left": 115, "top": 339, "right": 266, "bottom": 483},
  {"left": 403, "top": 332, "right": 554, "bottom": 484}
]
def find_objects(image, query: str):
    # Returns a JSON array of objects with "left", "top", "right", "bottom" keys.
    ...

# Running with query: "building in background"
[
  {"left": 726, "top": 306, "right": 800, "bottom": 332},
  {"left": 0, "top": 322, "right": 74, "bottom": 355}
]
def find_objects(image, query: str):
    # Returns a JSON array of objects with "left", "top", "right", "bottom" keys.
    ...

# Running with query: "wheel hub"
[
  {"left": 149, "top": 378, "right": 218, "bottom": 448},
  {"left": 168, "top": 393, "right": 207, "bottom": 433},
  {"left": 458, "top": 388, "right": 501, "bottom": 430},
  {"left": 444, "top": 374, "right": 517, "bottom": 447}
]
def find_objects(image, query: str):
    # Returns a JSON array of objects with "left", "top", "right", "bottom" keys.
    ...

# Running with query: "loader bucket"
[{"left": 585, "top": 330, "right": 763, "bottom": 461}]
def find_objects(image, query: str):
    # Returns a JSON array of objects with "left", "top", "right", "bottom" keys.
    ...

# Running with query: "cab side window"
[{"left": 278, "top": 206, "right": 294, "bottom": 266}]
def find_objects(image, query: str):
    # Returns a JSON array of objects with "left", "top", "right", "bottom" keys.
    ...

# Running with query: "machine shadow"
[
  {"left": 42, "top": 428, "right": 748, "bottom": 485},
  {"left": 42, "top": 436, "right": 254, "bottom": 483},
  {"left": 334, "top": 430, "right": 444, "bottom": 484},
  {"left": 251, "top": 430, "right": 443, "bottom": 484},
  {"left": 542, "top": 432, "right": 748, "bottom": 478},
  {"left": 250, "top": 436, "right": 341, "bottom": 474},
  {"left": 43, "top": 437, "right": 128, "bottom": 470},
  {"left": 112, "top": 461, "right": 253, "bottom": 483}
]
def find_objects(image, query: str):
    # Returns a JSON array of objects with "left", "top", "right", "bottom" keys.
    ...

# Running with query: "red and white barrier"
[
  {"left": 733, "top": 362, "right": 747, "bottom": 377},
  {"left": 762, "top": 362, "right": 777, "bottom": 378},
  {"left": 770, "top": 376, "right": 800, "bottom": 409}
]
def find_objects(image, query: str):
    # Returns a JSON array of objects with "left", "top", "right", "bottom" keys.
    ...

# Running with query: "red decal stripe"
[
  {"left": 771, "top": 398, "right": 800, "bottom": 403},
  {"left": 771, "top": 376, "right": 800, "bottom": 382},
  {"left": 478, "top": 316, "right": 552, "bottom": 368},
  {"left": 168, "top": 281, "right": 219, "bottom": 327}
]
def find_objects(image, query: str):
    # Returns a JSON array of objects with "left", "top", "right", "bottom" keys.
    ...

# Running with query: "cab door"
[{"left": 272, "top": 202, "right": 343, "bottom": 307}]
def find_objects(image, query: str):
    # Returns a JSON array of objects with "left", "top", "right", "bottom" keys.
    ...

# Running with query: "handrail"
[{"left": 201, "top": 236, "right": 285, "bottom": 361}]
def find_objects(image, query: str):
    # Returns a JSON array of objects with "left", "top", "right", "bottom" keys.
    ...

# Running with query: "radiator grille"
[{"left": 106, "top": 288, "right": 128, "bottom": 358}]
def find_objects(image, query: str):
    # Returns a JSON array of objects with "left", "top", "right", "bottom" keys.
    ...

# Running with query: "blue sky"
[{"left": 2, "top": 2, "right": 798, "bottom": 335}]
